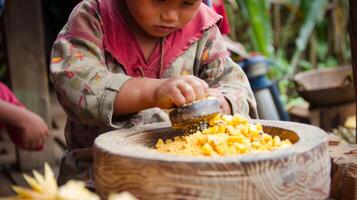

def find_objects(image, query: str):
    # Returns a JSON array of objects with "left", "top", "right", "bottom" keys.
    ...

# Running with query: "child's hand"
[
  {"left": 208, "top": 88, "right": 232, "bottom": 115},
  {"left": 6, "top": 109, "right": 49, "bottom": 150},
  {"left": 153, "top": 75, "right": 209, "bottom": 108}
]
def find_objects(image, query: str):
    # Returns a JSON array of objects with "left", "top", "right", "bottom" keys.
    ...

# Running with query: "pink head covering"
[{"left": 98, "top": 0, "right": 222, "bottom": 78}]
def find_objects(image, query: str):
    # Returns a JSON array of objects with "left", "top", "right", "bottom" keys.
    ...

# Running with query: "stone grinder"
[
  {"left": 94, "top": 120, "right": 330, "bottom": 200},
  {"left": 169, "top": 97, "right": 221, "bottom": 133},
  {"left": 93, "top": 97, "right": 331, "bottom": 200}
]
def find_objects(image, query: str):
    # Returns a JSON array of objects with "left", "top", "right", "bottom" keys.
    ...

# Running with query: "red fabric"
[
  {"left": 0, "top": 82, "right": 23, "bottom": 107},
  {"left": 212, "top": 0, "right": 230, "bottom": 35},
  {"left": 98, "top": 0, "right": 221, "bottom": 78}
]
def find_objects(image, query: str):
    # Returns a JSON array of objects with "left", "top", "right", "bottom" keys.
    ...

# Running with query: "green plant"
[
  {"left": 226, "top": 0, "right": 351, "bottom": 106},
  {"left": 236, "top": 0, "right": 274, "bottom": 57}
]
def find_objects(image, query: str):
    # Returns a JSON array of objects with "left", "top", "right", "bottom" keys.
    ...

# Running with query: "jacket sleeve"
[
  {"left": 197, "top": 25, "right": 258, "bottom": 119},
  {"left": 50, "top": 0, "right": 131, "bottom": 127}
]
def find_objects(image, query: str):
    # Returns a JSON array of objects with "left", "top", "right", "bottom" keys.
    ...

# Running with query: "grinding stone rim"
[{"left": 94, "top": 120, "right": 328, "bottom": 164}]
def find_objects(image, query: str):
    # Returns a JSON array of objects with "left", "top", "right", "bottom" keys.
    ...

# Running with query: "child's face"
[{"left": 126, "top": 0, "right": 201, "bottom": 37}]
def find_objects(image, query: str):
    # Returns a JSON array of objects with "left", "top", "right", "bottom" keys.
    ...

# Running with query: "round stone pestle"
[{"left": 169, "top": 97, "right": 221, "bottom": 133}]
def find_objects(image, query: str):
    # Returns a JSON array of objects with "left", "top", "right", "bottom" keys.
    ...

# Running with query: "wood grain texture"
[
  {"left": 329, "top": 144, "right": 357, "bottom": 200},
  {"left": 94, "top": 121, "right": 330, "bottom": 200}
]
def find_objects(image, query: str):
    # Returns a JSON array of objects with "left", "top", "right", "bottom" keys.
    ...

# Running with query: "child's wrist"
[
  {"left": 134, "top": 77, "right": 164, "bottom": 108},
  {"left": 147, "top": 78, "right": 164, "bottom": 108},
  {"left": 114, "top": 77, "right": 163, "bottom": 115}
]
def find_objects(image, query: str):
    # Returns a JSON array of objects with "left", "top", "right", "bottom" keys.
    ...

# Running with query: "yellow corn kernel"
[
  {"left": 262, "top": 133, "right": 272, "bottom": 142},
  {"left": 249, "top": 126, "right": 260, "bottom": 139},
  {"left": 214, "top": 143, "right": 229, "bottom": 155},
  {"left": 197, "top": 135, "right": 208, "bottom": 145},
  {"left": 239, "top": 125, "right": 249, "bottom": 136},
  {"left": 228, "top": 135, "right": 244, "bottom": 143},
  {"left": 222, "top": 115, "right": 233, "bottom": 123},
  {"left": 282, "top": 139, "right": 292, "bottom": 145},
  {"left": 281, "top": 139, "right": 292, "bottom": 148},
  {"left": 156, "top": 139, "right": 164, "bottom": 147},
  {"left": 203, "top": 126, "right": 218, "bottom": 134},
  {"left": 258, "top": 146, "right": 268, "bottom": 151},
  {"left": 255, "top": 123, "right": 263, "bottom": 132},
  {"left": 227, "top": 146, "right": 238, "bottom": 155},
  {"left": 201, "top": 143, "right": 215, "bottom": 155},
  {"left": 217, "top": 125, "right": 226, "bottom": 133},
  {"left": 226, "top": 125, "right": 240, "bottom": 135},
  {"left": 209, "top": 114, "right": 222, "bottom": 126},
  {"left": 251, "top": 141, "right": 262, "bottom": 148},
  {"left": 207, "top": 134, "right": 228, "bottom": 146},
  {"left": 273, "top": 136, "right": 282, "bottom": 147},
  {"left": 234, "top": 143, "right": 247, "bottom": 154},
  {"left": 266, "top": 139, "right": 273, "bottom": 147},
  {"left": 230, "top": 114, "right": 249, "bottom": 126}
]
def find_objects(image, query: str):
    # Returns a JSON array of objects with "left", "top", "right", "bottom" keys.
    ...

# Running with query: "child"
[
  {"left": 0, "top": 82, "right": 49, "bottom": 150},
  {"left": 50, "top": 0, "right": 257, "bottom": 186}
]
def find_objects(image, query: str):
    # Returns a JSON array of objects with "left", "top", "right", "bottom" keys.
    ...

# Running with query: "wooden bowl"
[
  {"left": 293, "top": 66, "right": 354, "bottom": 106},
  {"left": 94, "top": 121, "right": 331, "bottom": 200}
]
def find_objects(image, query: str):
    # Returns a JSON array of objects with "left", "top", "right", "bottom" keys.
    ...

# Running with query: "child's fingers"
[
  {"left": 186, "top": 79, "right": 205, "bottom": 100},
  {"left": 177, "top": 82, "right": 195, "bottom": 104},
  {"left": 44, "top": 127, "right": 49, "bottom": 136},
  {"left": 182, "top": 75, "right": 208, "bottom": 100},
  {"left": 169, "top": 87, "right": 187, "bottom": 106},
  {"left": 27, "top": 135, "right": 44, "bottom": 151},
  {"left": 27, "top": 130, "right": 45, "bottom": 150},
  {"left": 197, "top": 79, "right": 209, "bottom": 96},
  {"left": 30, "top": 136, "right": 41, "bottom": 150},
  {"left": 35, "top": 136, "right": 45, "bottom": 150}
]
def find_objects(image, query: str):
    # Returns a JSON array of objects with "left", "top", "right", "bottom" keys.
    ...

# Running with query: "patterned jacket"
[{"left": 50, "top": 0, "right": 257, "bottom": 186}]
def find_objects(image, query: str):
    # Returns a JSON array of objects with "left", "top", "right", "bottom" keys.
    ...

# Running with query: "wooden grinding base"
[
  {"left": 329, "top": 144, "right": 357, "bottom": 200},
  {"left": 94, "top": 121, "right": 331, "bottom": 200}
]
